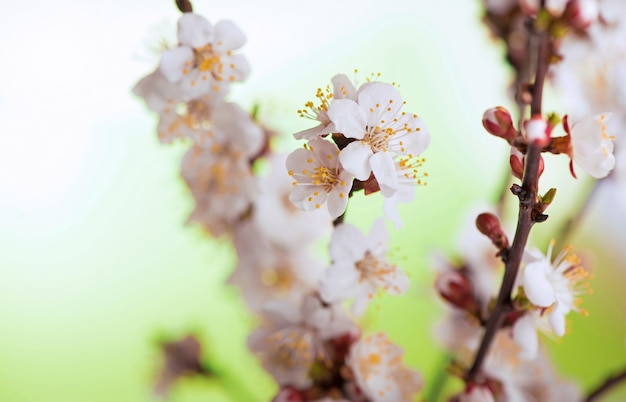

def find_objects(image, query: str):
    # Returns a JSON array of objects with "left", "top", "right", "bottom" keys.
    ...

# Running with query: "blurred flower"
[
  {"left": 346, "top": 332, "right": 422, "bottom": 402},
  {"left": 248, "top": 295, "right": 355, "bottom": 388},
  {"left": 319, "top": 219, "right": 409, "bottom": 316},
  {"left": 564, "top": 113, "right": 616, "bottom": 179},
  {"left": 159, "top": 13, "right": 250, "bottom": 99}
]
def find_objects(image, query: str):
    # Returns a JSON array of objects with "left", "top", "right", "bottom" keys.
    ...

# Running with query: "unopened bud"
[
  {"left": 435, "top": 270, "right": 478, "bottom": 314},
  {"left": 524, "top": 116, "right": 550, "bottom": 146},
  {"left": 563, "top": 0, "right": 599, "bottom": 29},
  {"left": 510, "top": 147, "right": 525, "bottom": 180},
  {"left": 476, "top": 212, "right": 509, "bottom": 250},
  {"left": 482, "top": 107, "right": 516, "bottom": 142}
]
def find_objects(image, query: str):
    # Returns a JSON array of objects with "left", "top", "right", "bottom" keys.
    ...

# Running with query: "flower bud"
[
  {"left": 435, "top": 269, "right": 479, "bottom": 314},
  {"left": 482, "top": 107, "right": 516, "bottom": 142},
  {"left": 524, "top": 116, "right": 550, "bottom": 146},
  {"left": 510, "top": 147, "right": 545, "bottom": 180},
  {"left": 476, "top": 212, "right": 509, "bottom": 250},
  {"left": 510, "top": 147, "right": 525, "bottom": 180}
]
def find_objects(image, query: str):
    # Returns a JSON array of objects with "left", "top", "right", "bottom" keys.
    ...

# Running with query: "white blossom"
[
  {"left": 521, "top": 241, "right": 590, "bottom": 336},
  {"left": 248, "top": 295, "right": 355, "bottom": 388},
  {"left": 328, "top": 82, "right": 430, "bottom": 196},
  {"left": 566, "top": 113, "right": 616, "bottom": 179},
  {"left": 159, "top": 13, "right": 250, "bottom": 100},
  {"left": 294, "top": 74, "right": 358, "bottom": 140},
  {"left": 287, "top": 138, "right": 354, "bottom": 218},
  {"left": 346, "top": 333, "right": 422, "bottom": 402},
  {"left": 319, "top": 219, "right": 409, "bottom": 316}
]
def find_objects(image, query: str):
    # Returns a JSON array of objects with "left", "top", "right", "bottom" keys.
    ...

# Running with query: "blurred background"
[{"left": 1, "top": 0, "right": 625, "bottom": 401}]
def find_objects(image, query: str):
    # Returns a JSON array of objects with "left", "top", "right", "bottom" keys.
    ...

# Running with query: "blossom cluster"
[
  {"left": 132, "top": 1, "right": 626, "bottom": 401},
  {"left": 134, "top": 10, "right": 424, "bottom": 402}
]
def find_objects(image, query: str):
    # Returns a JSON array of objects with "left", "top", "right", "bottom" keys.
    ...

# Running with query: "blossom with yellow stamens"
[
  {"left": 520, "top": 240, "right": 591, "bottom": 337},
  {"left": 286, "top": 138, "right": 354, "bottom": 218},
  {"left": 564, "top": 113, "right": 616, "bottom": 179},
  {"left": 158, "top": 13, "right": 250, "bottom": 100}
]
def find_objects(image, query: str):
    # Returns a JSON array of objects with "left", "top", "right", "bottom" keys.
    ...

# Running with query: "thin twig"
[
  {"left": 466, "top": 21, "right": 550, "bottom": 384},
  {"left": 584, "top": 365, "right": 626, "bottom": 402},
  {"left": 175, "top": 0, "right": 193, "bottom": 13}
]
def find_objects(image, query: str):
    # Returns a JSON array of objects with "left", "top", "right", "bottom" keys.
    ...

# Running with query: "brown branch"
[
  {"left": 584, "top": 365, "right": 626, "bottom": 402},
  {"left": 175, "top": 0, "right": 193, "bottom": 13},
  {"left": 466, "top": 22, "right": 550, "bottom": 385}
]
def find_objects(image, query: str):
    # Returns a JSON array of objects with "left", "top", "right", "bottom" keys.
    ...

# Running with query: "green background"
[{"left": 0, "top": 1, "right": 625, "bottom": 401}]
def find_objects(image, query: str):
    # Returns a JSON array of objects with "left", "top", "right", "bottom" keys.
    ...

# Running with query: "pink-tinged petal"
[
  {"left": 367, "top": 219, "right": 389, "bottom": 255},
  {"left": 512, "top": 314, "right": 538, "bottom": 359},
  {"left": 370, "top": 151, "right": 398, "bottom": 197},
  {"left": 293, "top": 123, "right": 326, "bottom": 140},
  {"left": 310, "top": 137, "right": 340, "bottom": 156},
  {"left": 329, "top": 223, "right": 368, "bottom": 263},
  {"left": 224, "top": 53, "right": 251, "bottom": 82},
  {"left": 178, "top": 13, "right": 213, "bottom": 48},
  {"left": 132, "top": 69, "right": 186, "bottom": 112},
  {"left": 339, "top": 141, "right": 373, "bottom": 181},
  {"left": 327, "top": 99, "right": 366, "bottom": 139},
  {"left": 523, "top": 261, "right": 556, "bottom": 307},
  {"left": 289, "top": 185, "right": 328, "bottom": 212},
  {"left": 159, "top": 46, "right": 194, "bottom": 83},
  {"left": 286, "top": 148, "right": 314, "bottom": 182},
  {"left": 213, "top": 20, "right": 246, "bottom": 50},
  {"left": 262, "top": 299, "right": 301, "bottom": 325},
  {"left": 319, "top": 262, "right": 360, "bottom": 303},
  {"left": 549, "top": 306, "right": 567, "bottom": 336},
  {"left": 331, "top": 74, "right": 357, "bottom": 101},
  {"left": 327, "top": 187, "right": 349, "bottom": 218}
]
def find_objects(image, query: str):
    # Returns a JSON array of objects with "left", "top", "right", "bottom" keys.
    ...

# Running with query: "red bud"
[{"left": 483, "top": 107, "right": 517, "bottom": 142}]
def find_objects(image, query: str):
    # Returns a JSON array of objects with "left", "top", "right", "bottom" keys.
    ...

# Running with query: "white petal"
[
  {"left": 329, "top": 223, "right": 367, "bottom": 263},
  {"left": 178, "top": 13, "right": 213, "bottom": 48},
  {"left": 351, "top": 282, "right": 377, "bottom": 316},
  {"left": 224, "top": 53, "right": 251, "bottom": 82},
  {"left": 331, "top": 74, "right": 357, "bottom": 100},
  {"left": 523, "top": 261, "right": 556, "bottom": 307},
  {"left": 370, "top": 151, "right": 398, "bottom": 197},
  {"left": 383, "top": 196, "right": 403, "bottom": 229},
  {"left": 159, "top": 46, "right": 194, "bottom": 83},
  {"left": 327, "top": 186, "right": 350, "bottom": 218},
  {"left": 357, "top": 82, "right": 403, "bottom": 125},
  {"left": 213, "top": 20, "right": 246, "bottom": 50},
  {"left": 549, "top": 306, "right": 567, "bottom": 336},
  {"left": 339, "top": 141, "right": 373, "bottom": 181},
  {"left": 327, "top": 99, "right": 366, "bottom": 139},
  {"left": 512, "top": 314, "right": 538, "bottom": 359},
  {"left": 293, "top": 123, "right": 326, "bottom": 140},
  {"left": 319, "top": 262, "right": 360, "bottom": 303},
  {"left": 366, "top": 219, "right": 389, "bottom": 255},
  {"left": 289, "top": 185, "right": 328, "bottom": 211}
]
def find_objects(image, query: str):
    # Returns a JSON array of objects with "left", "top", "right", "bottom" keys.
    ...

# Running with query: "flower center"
[
  {"left": 364, "top": 126, "right": 393, "bottom": 152},
  {"left": 297, "top": 85, "right": 333, "bottom": 122},
  {"left": 356, "top": 251, "right": 396, "bottom": 282},
  {"left": 310, "top": 165, "right": 337, "bottom": 187},
  {"left": 194, "top": 44, "right": 221, "bottom": 73}
]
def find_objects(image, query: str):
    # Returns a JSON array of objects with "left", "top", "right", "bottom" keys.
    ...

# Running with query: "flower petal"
[
  {"left": 370, "top": 151, "right": 398, "bottom": 197},
  {"left": 327, "top": 99, "right": 366, "bottom": 139},
  {"left": 213, "top": 19, "right": 246, "bottom": 50},
  {"left": 329, "top": 223, "right": 367, "bottom": 263},
  {"left": 178, "top": 13, "right": 213, "bottom": 48},
  {"left": 159, "top": 46, "right": 194, "bottom": 83},
  {"left": 549, "top": 306, "right": 567, "bottom": 336},
  {"left": 523, "top": 261, "right": 556, "bottom": 308},
  {"left": 319, "top": 262, "right": 360, "bottom": 303},
  {"left": 331, "top": 73, "right": 357, "bottom": 101},
  {"left": 339, "top": 141, "right": 373, "bottom": 181},
  {"left": 512, "top": 313, "right": 538, "bottom": 359}
]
